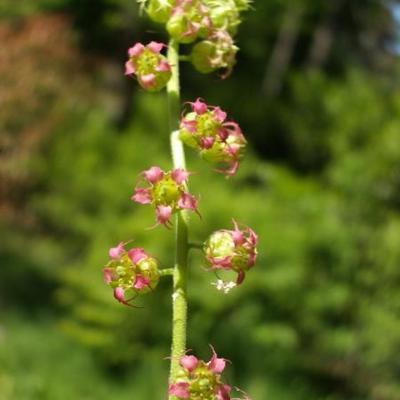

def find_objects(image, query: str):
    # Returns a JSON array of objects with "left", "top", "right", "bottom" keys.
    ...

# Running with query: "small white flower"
[{"left": 211, "top": 279, "right": 237, "bottom": 293}]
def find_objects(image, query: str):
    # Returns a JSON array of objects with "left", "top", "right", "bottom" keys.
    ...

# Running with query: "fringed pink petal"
[
  {"left": 147, "top": 41, "right": 166, "bottom": 54},
  {"left": 207, "top": 346, "right": 227, "bottom": 374},
  {"left": 213, "top": 107, "right": 227, "bottom": 122},
  {"left": 133, "top": 274, "right": 151, "bottom": 290},
  {"left": 216, "top": 384, "right": 232, "bottom": 400},
  {"left": 156, "top": 205, "right": 173, "bottom": 226},
  {"left": 190, "top": 98, "right": 208, "bottom": 114},
  {"left": 172, "top": 168, "right": 190, "bottom": 185},
  {"left": 109, "top": 242, "right": 125, "bottom": 259},
  {"left": 200, "top": 136, "right": 215, "bottom": 149},
  {"left": 125, "top": 60, "right": 136, "bottom": 76},
  {"left": 155, "top": 60, "right": 171, "bottom": 72},
  {"left": 139, "top": 73, "right": 157, "bottom": 89},
  {"left": 181, "top": 118, "right": 197, "bottom": 133},
  {"left": 128, "top": 247, "right": 147, "bottom": 264},
  {"left": 180, "top": 355, "right": 199, "bottom": 372},
  {"left": 103, "top": 268, "right": 113, "bottom": 284},
  {"left": 143, "top": 166, "right": 164, "bottom": 184},
  {"left": 131, "top": 188, "right": 152, "bottom": 204},
  {"left": 128, "top": 42, "right": 145, "bottom": 57},
  {"left": 113, "top": 287, "right": 130, "bottom": 306},
  {"left": 168, "top": 382, "right": 190, "bottom": 399}
]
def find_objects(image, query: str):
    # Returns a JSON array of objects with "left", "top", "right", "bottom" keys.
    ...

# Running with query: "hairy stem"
[{"left": 167, "top": 38, "right": 189, "bottom": 391}]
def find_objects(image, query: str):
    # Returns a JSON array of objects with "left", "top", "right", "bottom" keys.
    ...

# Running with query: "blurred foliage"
[{"left": 1, "top": 0, "right": 400, "bottom": 399}]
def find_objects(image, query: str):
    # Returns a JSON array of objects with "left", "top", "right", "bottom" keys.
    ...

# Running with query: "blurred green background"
[{"left": 1, "top": 0, "right": 400, "bottom": 399}]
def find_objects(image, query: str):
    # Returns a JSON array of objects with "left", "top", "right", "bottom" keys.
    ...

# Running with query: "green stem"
[
  {"left": 159, "top": 268, "right": 174, "bottom": 277},
  {"left": 167, "top": 39, "right": 189, "bottom": 392},
  {"left": 189, "top": 241, "right": 203, "bottom": 250}
]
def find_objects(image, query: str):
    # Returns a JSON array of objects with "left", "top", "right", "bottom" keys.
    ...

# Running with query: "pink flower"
[
  {"left": 180, "top": 355, "right": 199, "bottom": 372},
  {"left": 109, "top": 242, "right": 125, "bottom": 259},
  {"left": 131, "top": 166, "right": 199, "bottom": 227},
  {"left": 125, "top": 42, "right": 171, "bottom": 92},
  {"left": 168, "top": 382, "right": 190, "bottom": 399},
  {"left": 104, "top": 243, "right": 160, "bottom": 305},
  {"left": 179, "top": 99, "right": 246, "bottom": 176}
]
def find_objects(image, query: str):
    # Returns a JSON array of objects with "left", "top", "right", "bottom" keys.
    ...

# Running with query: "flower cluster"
[
  {"left": 204, "top": 220, "right": 257, "bottom": 284},
  {"left": 131, "top": 166, "right": 199, "bottom": 227},
  {"left": 103, "top": 242, "right": 160, "bottom": 306},
  {"left": 169, "top": 347, "right": 240, "bottom": 399},
  {"left": 179, "top": 98, "right": 246, "bottom": 175},
  {"left": 125, "top": 41, "right": 171, "bottom": 91},
  {"left": 144, "top": 0, "right": 251, "bottom": 75}
]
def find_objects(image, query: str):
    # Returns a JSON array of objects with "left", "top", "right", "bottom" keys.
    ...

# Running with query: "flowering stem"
[{"left": 167, "top": 38, "right": 189, "bottom": 391}]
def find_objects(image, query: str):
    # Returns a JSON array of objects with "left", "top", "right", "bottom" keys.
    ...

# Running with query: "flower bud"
[
  {"left": 125, "top": 41, "right": 171, "bottom": 92},
  {"left": 131, "top": 166, "right": 200, "bottom": 227},
  {"left": 167, "top": 0, "right": 212, "bottom": 44},
  {"left": 146, "top": 0, "right": 174, "bottom": 23},
  {"left": 191, "top": 30, "right": 238, "bottom": 77},
  {"left": 103, "top": 243, "right": 160, "bottom": 306},
  {"left": 204, "top": 220, "right": 258, "bottom": 284},
  {"left": 179, "top": 99, "right": 246, "bottom": 175}
]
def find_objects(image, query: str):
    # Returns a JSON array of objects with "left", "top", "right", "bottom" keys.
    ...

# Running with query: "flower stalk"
[{"left": 167, "top": 38, "right": 190, "bottom": 388}]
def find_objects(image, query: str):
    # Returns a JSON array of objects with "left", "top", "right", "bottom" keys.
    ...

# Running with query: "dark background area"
[{"left": 1, "top": 0, "right": 400, "bottom": 399}]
